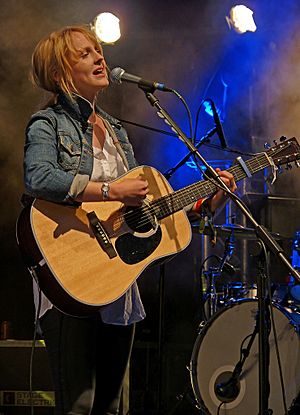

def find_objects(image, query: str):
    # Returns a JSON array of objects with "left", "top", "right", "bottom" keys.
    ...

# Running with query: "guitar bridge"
[{"left": 87, "top": 211, "right": 117, "bottom": 259}]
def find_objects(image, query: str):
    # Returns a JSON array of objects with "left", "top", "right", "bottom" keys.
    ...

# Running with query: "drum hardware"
[
  {"left": 272, "top": 280, "right": 300, "bottom": 312},
  {"left": 289, "top": 284, "right": 300, "bottom": 309},
  {"left": 202, "top": 257, "right": 237, "bottom": 320},
  {"left": 190, "top": 298, "right": 300, "bottom": 414},
  {"left": 291, "top": 231, "right": 300, "bottom": 271},
  {"left": 223, "top": 281, "right": 258, "bottom": 302},
  {"left": 192, "top": 223, "right": 284, "bottom": 241},
  {"left": 203, "top": 267, "right": 223, "bottom": 320},
  {"left": 194, "top": 233, "right": 300, "bottom": 414},
  {"left": 202, "top": 230, "right": 236, "bottom": 320}
]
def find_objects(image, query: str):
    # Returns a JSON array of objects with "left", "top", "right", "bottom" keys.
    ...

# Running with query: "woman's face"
[{"left": 69, "top": 31, "right": 109, "bottom": 102}]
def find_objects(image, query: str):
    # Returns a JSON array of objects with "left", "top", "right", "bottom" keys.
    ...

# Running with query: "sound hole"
[
  {"left": 125, "top": 205, "right": 157, "bottom": 233},
  {"left": 115, "top": 203, "right": 161, "bottom": 264}
]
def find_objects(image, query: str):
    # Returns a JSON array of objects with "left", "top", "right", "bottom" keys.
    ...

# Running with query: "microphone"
[
  {"left": 209, "top": 99, "right": 227, "bottom": 148},
  {"left": 109, "top": 67, "right": 173, "bottom": 92},
  {"left": 215, "top": 376, "right": 240, "bottom": 402}
]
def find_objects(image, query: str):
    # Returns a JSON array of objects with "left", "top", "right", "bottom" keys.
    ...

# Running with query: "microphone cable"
[
  {"left": 217, "top": 401, "right": 225, "bottom": 415},
  {"left": 169, "top": 88, "right": 193, "bottom": 140}
]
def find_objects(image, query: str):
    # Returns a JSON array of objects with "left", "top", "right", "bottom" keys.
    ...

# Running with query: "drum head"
[{"left": 190, "top": 299, "right": 300, "bottom": 414}]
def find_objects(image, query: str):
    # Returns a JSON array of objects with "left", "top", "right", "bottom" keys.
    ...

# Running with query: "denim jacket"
[
  {"left": 24, "top": 93, "right": 145, "bottom": 325},
  {"left": 24, "top": 93, "right": 138, "bottom": 203}
]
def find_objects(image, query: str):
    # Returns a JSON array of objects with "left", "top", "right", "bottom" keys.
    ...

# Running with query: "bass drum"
[{"left": 190, "top": 299, "right": 300, "bottom": 414}]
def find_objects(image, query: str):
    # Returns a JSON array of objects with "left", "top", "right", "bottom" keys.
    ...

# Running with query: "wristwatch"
[{"left": 101, "top": 182, "right": 110, "bottom": 201}]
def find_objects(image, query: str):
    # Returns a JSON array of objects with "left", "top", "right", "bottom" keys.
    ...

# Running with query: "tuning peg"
[
  {"left": 277, "top": 166, "right": 283, "bottom": 174},
  {"left": 279, "top": 136, "right": 287, "bottom": 142},
  {"left": 285, "top": 163, "right": 292, "bottom": 170},
  {"left": 273, "top": 139, "right": 278, "bottom": 146},
  {"left": 264, "top": 142, "right": 271, "bottom": 149},
  {"left": 296, "top": 160, "right": 300, "bottom": 168}
]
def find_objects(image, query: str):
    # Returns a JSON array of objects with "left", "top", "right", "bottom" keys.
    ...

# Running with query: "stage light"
[
  {"left": 91, "top": 12, "right": 121, "bottom": 44},
  {"left": 226, "top": 5, "right": 257, "bottom": 34}
]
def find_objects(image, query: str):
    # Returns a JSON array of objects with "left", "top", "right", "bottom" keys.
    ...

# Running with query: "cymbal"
[{"left": 192, "top": 223, "right": 285, "bottom": 241}]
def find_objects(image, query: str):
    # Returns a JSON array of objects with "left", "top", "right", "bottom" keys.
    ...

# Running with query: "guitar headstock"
[{"left": 267, "top": 136, "right": 300, "bottom": 167}]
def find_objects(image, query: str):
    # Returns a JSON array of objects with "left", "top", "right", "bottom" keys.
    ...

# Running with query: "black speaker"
[
  {"left": 239, "top": 194, "right": 300, "bottom": 282},
  {"left": 0, "top": 340, "right": 54, "bottom": 415},
  {"left": 241, "top": 194, "right": 300, "bottom": 237}
]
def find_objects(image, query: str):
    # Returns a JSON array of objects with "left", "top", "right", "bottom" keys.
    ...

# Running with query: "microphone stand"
[
  {"left": 139, "top": 85, "right": 300, "bottom": 414},
  {"left": 163, "top": 126, "right": 216, "bottom": 180}
]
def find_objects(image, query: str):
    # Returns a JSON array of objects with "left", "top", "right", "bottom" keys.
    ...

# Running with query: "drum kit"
[{"left": 188, "top": 225, "right": 300, "bottom": 415}]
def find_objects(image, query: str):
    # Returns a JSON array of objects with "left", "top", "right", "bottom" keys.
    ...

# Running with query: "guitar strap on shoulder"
[{"left": 102, "top": 118, "right": 129, "bottom": 171}]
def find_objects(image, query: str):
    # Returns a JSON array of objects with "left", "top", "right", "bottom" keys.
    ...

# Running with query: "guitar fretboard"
[{"left": 151, "top": 152, "right": 270, "bottom": 219}]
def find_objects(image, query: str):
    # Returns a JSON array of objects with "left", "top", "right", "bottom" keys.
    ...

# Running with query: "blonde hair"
[{"left": 30, "top": 25, "right": 104, "bottom": 100}]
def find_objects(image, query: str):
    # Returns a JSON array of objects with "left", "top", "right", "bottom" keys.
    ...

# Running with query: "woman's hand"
[
  {"left": 209, "top": 168, "right": 237, "bottom": 213},
  {"left": 109, "top": 177, "right": 149, "bottom": 206},
  {"left": 190, "top": 168, "right": 237, "bottom": 217}
]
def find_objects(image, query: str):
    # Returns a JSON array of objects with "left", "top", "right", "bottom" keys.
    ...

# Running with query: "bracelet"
[{"left": 194, "top": 198, "right": 205, "bottom": 213}]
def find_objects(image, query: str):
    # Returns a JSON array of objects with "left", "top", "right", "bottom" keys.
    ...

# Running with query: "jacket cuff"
[{"left": 66, "top": 174, "right": 90, "bottom": 201}]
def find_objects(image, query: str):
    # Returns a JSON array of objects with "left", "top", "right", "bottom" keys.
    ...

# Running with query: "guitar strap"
[{"left": 102, "top": 118, "right": 129, "bottom": 171}]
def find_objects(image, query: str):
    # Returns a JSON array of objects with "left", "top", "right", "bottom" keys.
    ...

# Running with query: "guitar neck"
[{"left": 152, "top": 152, "right": 271, "bottom": 219}]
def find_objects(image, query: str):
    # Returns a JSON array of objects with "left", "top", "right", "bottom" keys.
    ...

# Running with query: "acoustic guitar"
[{"left": 16, "top": 137, "right": 300, "bottom": 315}]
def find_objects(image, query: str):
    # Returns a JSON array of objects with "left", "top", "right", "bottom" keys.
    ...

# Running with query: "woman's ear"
[{"left": 53, "top": 70, "right": 59, "bottom": 82}]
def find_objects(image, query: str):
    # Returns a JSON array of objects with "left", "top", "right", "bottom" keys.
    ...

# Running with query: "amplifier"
[
  {"left": 0, "top": 340, "right": 54, "bottom": 415},
  {"left": 239, "top": 194, "right": 300, "bottom": 282}
]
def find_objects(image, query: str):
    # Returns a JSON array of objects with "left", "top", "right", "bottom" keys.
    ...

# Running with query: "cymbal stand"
[
  {"left": 217, "top": 231, "right": 235, "bottom": 275},
  {"left": 203, "top": 268, "right": 221, "bottom": 319}
]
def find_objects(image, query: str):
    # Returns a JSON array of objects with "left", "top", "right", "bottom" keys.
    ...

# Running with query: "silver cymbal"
[{"left": 192, "top": 223, "right": 285, "bottom": 240}]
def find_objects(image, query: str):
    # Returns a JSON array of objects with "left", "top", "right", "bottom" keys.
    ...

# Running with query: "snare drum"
[{"left": 190, "top": 299, "right": 300, "bottom": 414}]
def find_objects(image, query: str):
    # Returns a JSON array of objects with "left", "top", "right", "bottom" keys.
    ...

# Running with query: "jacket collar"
[
  {"left": 57, "top": 93, "right": 93, "bottom": 123},
  {"left": 56, "top": 93, "right": 123, "bottom": 130}
]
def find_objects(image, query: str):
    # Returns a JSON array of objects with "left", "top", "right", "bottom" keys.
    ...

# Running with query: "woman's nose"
[{"left": 94, "top": 51, "right": 103, "bottom": 63}]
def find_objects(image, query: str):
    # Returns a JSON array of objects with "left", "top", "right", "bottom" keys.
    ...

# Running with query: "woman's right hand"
[{"left": 109, "top": 177, "right": 149, "bottom": 206}]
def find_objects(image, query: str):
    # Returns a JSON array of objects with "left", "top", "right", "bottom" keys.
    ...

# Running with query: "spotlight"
[
  {"left": 91, "top": 12, "right": 121, "bottom": 44},
  {"left": 226, "top": 5, "right": 257, "bottom": 34}
]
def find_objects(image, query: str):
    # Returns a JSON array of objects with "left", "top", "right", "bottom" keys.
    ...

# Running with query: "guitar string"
[
  {"left": 106, "top": 153, "right": 284, "bottom": 236},
  {"left": 106, "top": 146, "right": 292, "bottom": 236},
  {"left": 106, "top": 151, "right": 278, "bottom": 237}
]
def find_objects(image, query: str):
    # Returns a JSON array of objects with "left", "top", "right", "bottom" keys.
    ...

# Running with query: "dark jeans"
[{"left": 40, "top": 308, "right": 135, "bottom": 415}]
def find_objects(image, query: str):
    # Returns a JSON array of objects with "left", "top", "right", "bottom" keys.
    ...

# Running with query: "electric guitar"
[{"left": 16, "top": 137, "right": 300, "bottom": 316}]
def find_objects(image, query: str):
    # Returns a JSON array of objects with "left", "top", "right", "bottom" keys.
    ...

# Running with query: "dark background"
[{"left": 0, "top": 0, "right": 299, "bottom": 413}]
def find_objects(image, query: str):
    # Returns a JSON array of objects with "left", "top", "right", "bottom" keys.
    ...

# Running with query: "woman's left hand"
[{"left": 208, "top": 168, "right": 237, "bottom": 213}]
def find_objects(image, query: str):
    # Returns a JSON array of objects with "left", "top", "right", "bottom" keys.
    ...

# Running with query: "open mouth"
[{"left": 93, "top": 67, "right": 104, "bottom": 75}]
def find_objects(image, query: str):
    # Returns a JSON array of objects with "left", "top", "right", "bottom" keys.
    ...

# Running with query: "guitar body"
[{"left": 17, "top": 166, "right": 191, "bottom": 316}]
